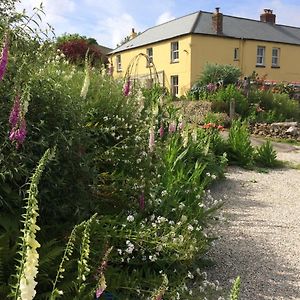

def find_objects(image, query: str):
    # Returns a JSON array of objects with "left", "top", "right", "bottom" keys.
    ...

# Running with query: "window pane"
[
  {"left": 256, "top": 47, "right": 265, "bottom": 65},
  {"left": 147, "top": 48, "right": 153, "bottom": 64},
  {"left": 171, "top": 42, "right": 179, "bottom": 62},
  {"left": 171, "top": 75, "right": 179, "bottom": 96},
  {"left": 272, "top": 48, "right": 280, "bottom": 66},
  {"left": 116, "top": 55, "right": 122, "bottom": 70},
  {"left": 234, "top": 48, "right": 239, "bottom": 60}
]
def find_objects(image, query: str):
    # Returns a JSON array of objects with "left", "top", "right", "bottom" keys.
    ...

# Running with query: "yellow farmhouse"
[{"left": 109, "top": 8, "right": 300, "bottom": 97}]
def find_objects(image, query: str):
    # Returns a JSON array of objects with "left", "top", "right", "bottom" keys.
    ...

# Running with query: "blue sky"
[{"left": 17, "top": 0, "right": 300, "bottom": 49}]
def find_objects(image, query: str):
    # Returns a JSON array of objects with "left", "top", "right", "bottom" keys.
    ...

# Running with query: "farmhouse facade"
[{"left": 109, "top": 8, "right": 300, "bottom": 96}]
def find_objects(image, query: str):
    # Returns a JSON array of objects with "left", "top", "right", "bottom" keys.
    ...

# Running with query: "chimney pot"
[
  {"left": 212, "top": 7, "right": 223, "bottom": 34},
  {"left": 260, "top": 8, "right": 276, "bottom": 25},
  {"left": 130, "top": 28, "right": 137, "bottom": 39}
]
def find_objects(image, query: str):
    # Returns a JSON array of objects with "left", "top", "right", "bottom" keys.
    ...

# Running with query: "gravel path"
[{"left": 206, "top": 146, "right": 300, "bottom": 299}]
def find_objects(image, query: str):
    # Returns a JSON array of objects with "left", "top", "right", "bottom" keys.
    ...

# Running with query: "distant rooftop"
[
  {"left": 98, "top": 44, "right": 113, "bottom": 55},
  {"left": 110, "top": 9, "right": 300, "bottom": 54}
]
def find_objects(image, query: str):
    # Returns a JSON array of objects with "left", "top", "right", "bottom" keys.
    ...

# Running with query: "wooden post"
[{"left": 230, "top": 98, "right": 235, "bottom": 120}]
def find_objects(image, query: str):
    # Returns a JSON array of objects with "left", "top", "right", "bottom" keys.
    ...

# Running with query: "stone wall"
[
  {"left": 172, "top": 101, "right": 212, "bottom": 124},
  {"left": 250, "top": 122, "right": 300, "bottom": 141}
]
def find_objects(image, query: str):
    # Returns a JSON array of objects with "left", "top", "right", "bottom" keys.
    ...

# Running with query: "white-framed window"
[
  {"left": 256, "top": 46, "right": 265, "bottom": 66},
  {"left": 146, "top": 47, "right": 153, "bottom": 66},
  {"left": 272, "top": 48, "right": 280, "bottom": 67},
  {"left": 171, "top": 41, "right": 179, "bottom": 63},
  {"left": 116, "top": 54, "right": 122, "bottom": 71},
  {"left": 170, "top": 75, "right": 179, "bottom": 97},
  {"left": 234, "top": 48, "right": 239, "bottom": 60}
]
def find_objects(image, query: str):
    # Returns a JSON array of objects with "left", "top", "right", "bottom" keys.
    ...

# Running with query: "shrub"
[
  {"left": 213, "top": 84, "right": 249, "bottom": 116},
  {"left": 254, "top": 140, "right": 277, "bottom": 167},
  {"left": 227, "top": 119, "right": 254, "bottom": 167},
  {"left": 57, "top": 39, "right": 106, "bottom": 66},
  {"left": 200, "top": 63, "right": 242, "bottom": 85},
  {"left": 247, "top": 90, "right": 300, "bottom": 122},
  {"left": 203, "top": 112, "right": 230, "bottom": 127},
  {"left": 272, "top": 93, "right": 300, "bottom": 121}
]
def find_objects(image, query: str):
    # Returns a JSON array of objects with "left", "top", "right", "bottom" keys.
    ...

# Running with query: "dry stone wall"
[{"left": 250, "top": 122, "right": 300, "bottom": 141}]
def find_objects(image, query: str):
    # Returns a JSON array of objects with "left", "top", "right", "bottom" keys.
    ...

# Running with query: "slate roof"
[
  {"left": 98, "top": 44, "right": 113, "bottom": 55},
  {"left": 110, "top": 10, "right": 300, "bottom": 54}
]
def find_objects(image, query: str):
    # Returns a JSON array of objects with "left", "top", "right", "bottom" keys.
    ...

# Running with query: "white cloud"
[
  {"left": 15, "top": 0, "right": 300, "bottom": 49},
  {"left": 155, "top": 11, "right": 175, "bottom": 25},
  {"left": 230, "top": 0, "right": 300, "bottom": 27},
  {"left": 16, "top": 0, "right": 77, "bottom": 36},
  {"left": 260, "top": 0, "right": 300, "bottom": 26},
  {"left": 96, "top": 13, "right": 139, "bottom": 48}
]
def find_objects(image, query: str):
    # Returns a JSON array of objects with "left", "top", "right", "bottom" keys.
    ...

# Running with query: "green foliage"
[
  {"left": 0, "top": 8, "right": 237, "bottom": 299},
  {"left": 247, "top": 90, "right": 300, "bottom": 122},
  {"left": 213, "top": 84, "right": 249, "bottom": 116},
  {"left": 229, "top": 276, "right": 241, "bottom": 300},
  {"left": 200, "top": 63, "right": 242, "bottom": 85},
  {"left": 254, "top": 140, "right": 277, "bottom": 168},
  {"left": 227, "top": 119, "right": 254, "bottom": 167},
  {"left": 272, "top": 94, "right": 300, "bottom": 121},
  {"left": 56, "top": 33, "right": 98, "bottom": 46}
]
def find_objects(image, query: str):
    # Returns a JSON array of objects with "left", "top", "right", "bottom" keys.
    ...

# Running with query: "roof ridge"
[
  {"left": 110, "top": 8, "right": 300, "bottom": 54},
  {"left": 190, "top": 11, "right": 202, "bottom": 33},
  {"left": 221, "top": 13, "right": 300, "bottom": 30},
  {"left": 112, "top": 10, "right": 200, "bottom": 52}
]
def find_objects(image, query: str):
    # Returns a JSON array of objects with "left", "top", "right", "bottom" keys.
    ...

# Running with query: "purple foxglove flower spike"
[
  {"left": 159, "top": 123, "right": 164, "bottom": 138},
  {"left": 9, "top": 95, "right": 20, "bottom": 127},
  {"left": 168, "top": 121, "right": 176, "bottom": 133},
  {"left": 10, "top": 117, "right": 27, "bottom": 149},
  {"left": 17, "top": 118, "right": 27, "bottom": 144},
  {"left": 123, "top": 79, "right": 130, "bottom": 96},
  {"left": 0, "top": 35, "right": 9, "bottom": 81},
  {"left": 9, "top": 128, "right": 16, "bottom": 141}
]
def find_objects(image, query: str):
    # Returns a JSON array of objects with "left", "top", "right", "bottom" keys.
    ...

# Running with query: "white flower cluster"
[
  {"left": 20, "top": 224, "right": 40, "bottom": 300},
  {"left": 125, "top": 240, "right": 135, "bottom": 254}
]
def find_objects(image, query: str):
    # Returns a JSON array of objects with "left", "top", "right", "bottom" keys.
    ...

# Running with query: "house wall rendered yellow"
[
  {"left": 110, "top": 35, "right": 192, "bottom": 96},
  {"left": 190, "top": 34, "right": 240, "bottom": 85},
  {"left": 190, "top": 34, "right": 300, "bottom": 86},
  {"left": 241, "top": 40, "right": 300, "bottom": 82},
  {"left": 110, "top": 34, "right": 300, "bottom": 97}
]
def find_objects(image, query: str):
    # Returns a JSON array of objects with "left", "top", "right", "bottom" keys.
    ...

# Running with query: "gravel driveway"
[{"left": 206, "top": 145, "right": 300, "bottom": 299}]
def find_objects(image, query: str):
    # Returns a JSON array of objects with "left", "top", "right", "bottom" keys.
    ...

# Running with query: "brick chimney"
[
  {"left": 260, "top": 9, "right": 276, "bottom": 25},
  {"left": 130, "top": 28, "right": 137, "bottom": 39},
  {"left": 212, "top": 7, "right": 223, "bottom": 35}
]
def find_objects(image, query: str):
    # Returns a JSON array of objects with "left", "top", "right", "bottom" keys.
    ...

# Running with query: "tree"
[
  {"left": 57, "top": 38, "right": 106, "bottom": 66},
  {"left": 56, "top": 33, "right": 98, "bottom": 47}
]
